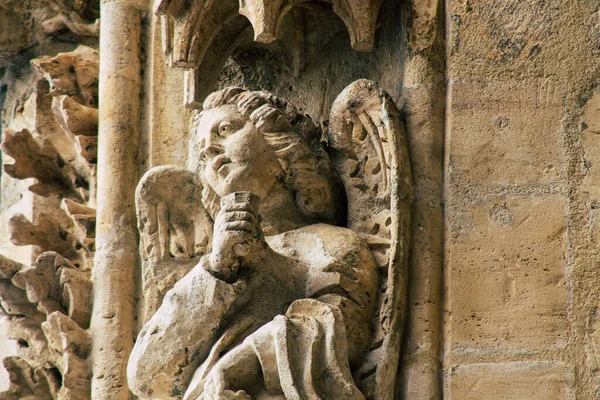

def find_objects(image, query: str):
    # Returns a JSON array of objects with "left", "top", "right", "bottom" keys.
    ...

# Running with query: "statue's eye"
[{"left": 218, "top": 122, "right": 234, "bottom": 137}]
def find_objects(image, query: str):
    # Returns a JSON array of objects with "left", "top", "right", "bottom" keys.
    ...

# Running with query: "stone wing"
[
  {"left": 135, "top": 165, "right": 213, "bottom": 324},
  {"left": 328, "top": 79, "right": 412, "bottom": 399}
]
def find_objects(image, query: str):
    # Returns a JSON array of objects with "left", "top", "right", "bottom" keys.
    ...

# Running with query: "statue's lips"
[{"left": 213, "top": 156, "right": 232, "bottom": 173}]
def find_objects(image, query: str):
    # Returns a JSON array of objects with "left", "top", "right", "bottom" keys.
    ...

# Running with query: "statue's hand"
[
  {"left": 201, "top": 339, "right": 260, "bottom": 400},
  {"left": 204, "top": 370, "right": 251, "bottom": 400},
  {"left": 209, "top": 192, "right": 264, "bottom": 283}
]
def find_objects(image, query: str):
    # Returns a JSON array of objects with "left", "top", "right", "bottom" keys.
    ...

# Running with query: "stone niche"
[{"left": 126, "top": 1, "right": 428, "bottom": 399}]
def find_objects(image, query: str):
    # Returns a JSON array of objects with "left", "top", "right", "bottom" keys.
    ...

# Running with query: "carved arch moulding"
[{"left": 154, "top": 0, "right": 387, "bottom": 108}]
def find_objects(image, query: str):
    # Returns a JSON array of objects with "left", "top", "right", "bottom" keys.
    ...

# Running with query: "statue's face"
[{"left": 197, "top": 105, "right": 283, "bottom": 198}]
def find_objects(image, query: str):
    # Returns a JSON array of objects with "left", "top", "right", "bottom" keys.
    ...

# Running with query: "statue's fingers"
[
  {"left": 203, "top": 370, "right": 228, "bottom": 399},
  {"left": 220, "top": 202, "right": 258, "bottom": 215},
  {"left": 203, "top": 382, "right": 218, "bottom": 400},
  {"left": 222, "top": 221, "right": 257, "bottom": 234},
  {"left": 142, "top": 205, "right": 161, "bottom": 261},
  {"left": 234, "top": 390, "right": 252, "bottom": 400},
  {"left": 221, "top": 211, "right": 258, "bottom": 224},
  {"left": 222, "top": 390, "right": 251, "bottom": 400}
]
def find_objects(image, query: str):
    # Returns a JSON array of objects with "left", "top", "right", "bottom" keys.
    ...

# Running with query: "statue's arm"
[
  {"left": 205, "top": 192, "right": 265, "bottom": 283},
  {"left": 128, "top": 192, "right": 268, "bottom": 399},
  {"left": 127, "top": 257, "right": 244, "bottom": 399},
  {"left": 191, "top": 227, "right": 378, "bottom": 398}
]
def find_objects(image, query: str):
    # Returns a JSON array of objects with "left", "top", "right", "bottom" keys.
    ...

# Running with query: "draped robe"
[{"left": 128, "top": 224, "right": 378, "bottom": 400}]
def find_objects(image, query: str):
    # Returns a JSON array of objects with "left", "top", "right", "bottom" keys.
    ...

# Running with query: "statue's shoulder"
[
  {"left": 268, "top": 223, "right": 375, "bottom": 267},
  {"left": 273, "top": 224, "right": 378, "bottom": 323},
  {"left": 299, "top": 223, "right": 370, "bottom": 247}
]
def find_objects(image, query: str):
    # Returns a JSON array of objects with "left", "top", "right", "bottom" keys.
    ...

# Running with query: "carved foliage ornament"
[
  {"left": 0, "top": 46, "right": 98, "bottom": 399},
  {"left": 127, "top": 79, "right": 412, "bottom": 399}
]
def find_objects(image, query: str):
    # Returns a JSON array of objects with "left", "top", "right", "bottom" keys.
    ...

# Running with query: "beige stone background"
[
  {"left": 444, "top": 0, "right": 600, "bottom": 399},
  {"left": 1, "top": 0, "right": 600, "bottom": 398}
]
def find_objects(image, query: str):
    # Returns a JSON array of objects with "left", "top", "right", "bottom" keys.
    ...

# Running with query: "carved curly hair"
[{"left": 193, "top": 87, "right": 338, "bottom": 225}]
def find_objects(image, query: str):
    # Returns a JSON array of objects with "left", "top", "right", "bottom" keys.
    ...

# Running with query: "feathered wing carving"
[
  {"left": 135, "top": 165, "right": 213, "bottom": 323},
  {"left": 328, "top": 79, "right": 412, "bottom": 399}
]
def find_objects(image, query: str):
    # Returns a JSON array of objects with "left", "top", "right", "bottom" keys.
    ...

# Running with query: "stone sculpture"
[{"left": 127, "top": 79, "right": 412, "bottom": 399}]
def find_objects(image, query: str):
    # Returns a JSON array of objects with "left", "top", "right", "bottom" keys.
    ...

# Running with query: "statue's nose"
[
  {"left": 204, "top": 143, "right": 223, "bottom": 158},
  {"left": 199, "top": 133, "right": 225, "bottom": 159}
]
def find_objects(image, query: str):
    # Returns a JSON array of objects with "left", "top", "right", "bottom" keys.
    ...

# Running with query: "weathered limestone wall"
[
  {"left": 141, "top": 7, "right": 191, "bottom": 170},
  {"left": 444, "top": 1, "right": 600, "bottom": 398}
]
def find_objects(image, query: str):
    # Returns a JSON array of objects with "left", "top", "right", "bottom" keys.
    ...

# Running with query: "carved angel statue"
[{"left": 127, "top": 79, "right": 412, "bottom": 400}]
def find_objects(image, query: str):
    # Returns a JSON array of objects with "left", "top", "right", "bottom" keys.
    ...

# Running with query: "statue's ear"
[
  {"left": 328, "top": 79, "right": 412, "bottom": 398},
  {"left": 135, "top": 165, "right": 213, "bottom": 323}
]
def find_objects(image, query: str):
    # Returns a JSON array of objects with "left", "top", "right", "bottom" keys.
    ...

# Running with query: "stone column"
[
  {"left": 91, "top": 0, "right": 144, "bottom": 398},
  {"left": 400, "top": 1, "right": 446, "bottom": 398}
]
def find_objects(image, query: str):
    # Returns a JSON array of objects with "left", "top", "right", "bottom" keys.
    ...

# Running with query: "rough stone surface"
[
  {"left": 447, "top": 196, "right": 569, "bottom": 352},
  {"left": 448, "top": 362, "right": 574, "bottom": 400},
  {"left": 1, "top": 0, "right": 599, "bottom": 398},
  {"left": 448, "top": 79, "right": 564, "bottom": 185},
  {"left": 445, "top": 0, "right": 600, "bottom": 399}
]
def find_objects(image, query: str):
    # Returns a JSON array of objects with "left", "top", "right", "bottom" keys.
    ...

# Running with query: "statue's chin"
[
  {"left": 214, "top": 168, "right": 265, "bottom": 198},
  {"left": 214, "top": 179, "right": 255, "bottom": 199},
  {"left": 210, "top": 159, "right": 285, "bottom": 202}
]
